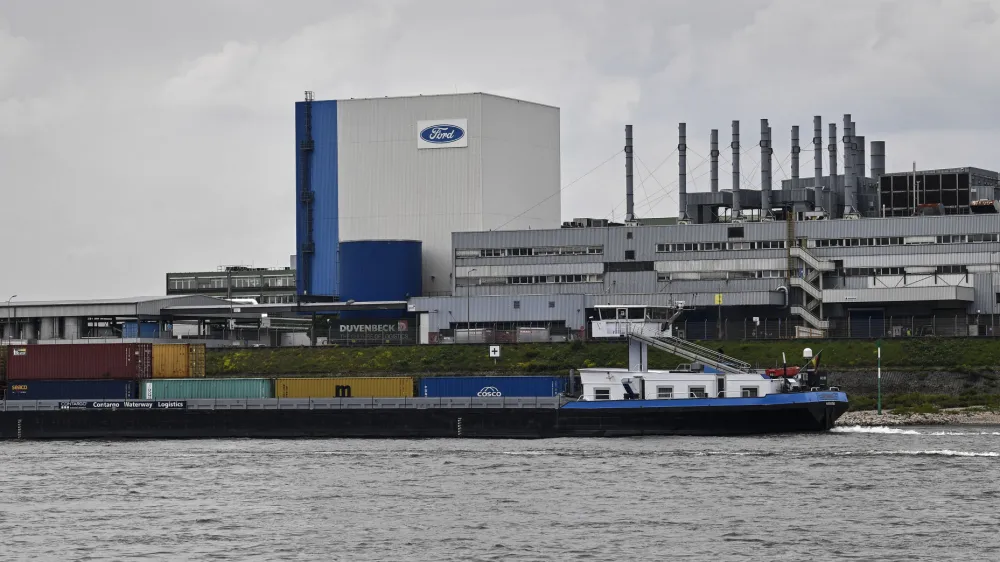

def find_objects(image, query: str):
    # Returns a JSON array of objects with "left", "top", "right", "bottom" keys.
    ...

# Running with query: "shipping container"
[
  {"left": 141, "top": 378, "right": 272, "bottom": 400},
  {"left": 274, "top": 377, "right": 414, "bottom": 398},
  {"left": 418, "top": 376, "right": 567, "bottom": 398},
  {"left": 152, "top": 344, "right": 207, "bottom": 378},
  {"left": 4, "top": 379, "right": 138, "bottom": 400},
  {"left": 5, "top": 343, "right": 152, "bottom": 380}
]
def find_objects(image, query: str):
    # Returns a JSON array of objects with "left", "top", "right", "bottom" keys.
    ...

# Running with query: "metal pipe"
[
  {"left": 732, "top": 120, "right": 741, "bottom": 214},
  {"left": 678, "top": 122, "right": 687, "bottom": 220},
  {"left": 870, "top": 141, "right": 886, "bottom": 178},
  {"left": 843, "top": 114, "right": 854, "bottom": 214},
  {"left": 791, "top": 125, "right": 800, "bottom": 180},
  {"left": 710, "top": 129, "right": 719, "bottom": 193},
  {"left": 5, "top": 294, "right": 15, "bottom": 344},
  {"left": 813, "top": 116, "right": 823, "bottom": 206},
  {"left": 625, "top": 125, "right": 634, "bottom": 221},
  {"left": 760, "top": 119, "right": 771, "bottom": 213}
]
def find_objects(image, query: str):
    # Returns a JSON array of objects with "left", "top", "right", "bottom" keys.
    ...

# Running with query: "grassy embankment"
[{"left": 206, "top": 338, "right": 1000, "bottom": 411}]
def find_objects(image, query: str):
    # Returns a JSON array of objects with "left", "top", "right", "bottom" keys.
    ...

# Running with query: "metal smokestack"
[
  {"left": 791, "top": 125, "right": 800, "bottom": 180},
  {"left": 871, "top": 141, "right": 886, "bottom": 179},
  {"left": 732, "top": 120, "right": 741, "bottom": 214},
  {"left": 760, "top": 119, "right": 771, "bottom": 214},
  {"left": 813, "top": 116, "right": 823, "bottom": 205},
  {"left": 710, "top": 129, "right": 719, "bottom": 193},
  {"left": 843, "top": 114, "right": 855, "bottom": 214},
  {"left": 828, "top": 122, "right": 838, "bottom": 212},
  {"left": 678, "top": 122, "right": 688, "bottom": 220},
  {"left": 856, "top": 135, "right": 866, "bottom": 182},
  {"left": 625, "top": 124, "right": 634, "bottom": 221}
]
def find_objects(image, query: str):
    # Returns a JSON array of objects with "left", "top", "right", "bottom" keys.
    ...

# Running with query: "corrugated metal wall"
[
  {"left": 335, "top": 94, "right": 560, "bottom": 297},
  {"left": 340, "top": 240, "right": 422, "bottom": 302},
  {"left": 274, "top": 377, "right": 414, "bottom": 398},
  {"left": 410, "top": 294, "right": 586, "bottom": 332},
  {"left": 296, "top": 99, "right": 339, "bottom": 297}
]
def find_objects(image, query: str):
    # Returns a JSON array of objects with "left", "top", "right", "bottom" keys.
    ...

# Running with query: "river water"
[{"left": 1, "top": 427, "right": 998, "bottom": 561}]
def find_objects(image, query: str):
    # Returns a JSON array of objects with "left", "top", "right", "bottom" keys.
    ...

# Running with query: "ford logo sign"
[{"left": 420, "top": 124, "right": 465, "bottom": 144}]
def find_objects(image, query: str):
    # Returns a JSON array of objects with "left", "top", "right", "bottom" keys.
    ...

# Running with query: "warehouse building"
[
  {"left": 294, "top": 91, "right": 562, "bottom": 302},
  {"left": 166, "top": 264, "right": 297, "bottom": 304},
  {"left": 409, "top": 112, "right": 1000, "bottom": 341}
]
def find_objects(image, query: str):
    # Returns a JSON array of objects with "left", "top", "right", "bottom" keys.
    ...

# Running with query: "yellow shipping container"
[
  {"left": 275, "top": 377, "right": 414, "bottom": 398},
  {"left": 152, "top": 344, "right": 207, "bottom": 379}
]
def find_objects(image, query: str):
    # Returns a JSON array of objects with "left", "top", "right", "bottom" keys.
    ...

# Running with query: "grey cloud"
[{"left": 1, "top": 0, "right": 998, "bottom": 300}]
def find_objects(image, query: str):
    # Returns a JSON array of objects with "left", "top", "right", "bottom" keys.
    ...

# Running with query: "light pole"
[
  {"left": 466, "top": 268, "right": 477, "bottom": 336},
  {"left": 6, "top": 294, "right": 16, "bottom": 344}
]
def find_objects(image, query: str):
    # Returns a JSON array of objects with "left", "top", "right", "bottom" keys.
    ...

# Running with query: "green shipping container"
[{"left": 141, "top": 378, "right": 273, "bottom": 399}]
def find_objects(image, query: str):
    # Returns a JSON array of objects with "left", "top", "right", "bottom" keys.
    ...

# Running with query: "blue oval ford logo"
[{"left": 420, "top": 124, "right": 465, "bottom": 144}]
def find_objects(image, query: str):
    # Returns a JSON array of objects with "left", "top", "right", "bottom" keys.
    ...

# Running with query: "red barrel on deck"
[{"left": 4, "top": 343, "right": 153, "bottom": 380}]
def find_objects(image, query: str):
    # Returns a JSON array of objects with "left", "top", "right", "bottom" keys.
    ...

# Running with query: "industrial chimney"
[
  {"left": 678, "top": 123, "right": 689, "bottom": 222},
  {"left": 710, "top": 129, "right": 719, "bottom": 193},
  {"left": 760, "top": 119, "right": 772, "bottom": 215},
  {"left": 625, "top": 124, "right": 634, "bottom": 222},
  {"left": 828, "top": 122, "right": 838, "bottom": 213},
  {"left": 732, "top": 120, "right": 741, "bottom": 215},
  {"left": 791, "top": 125, "right": 800, "bottom": 181},
  {"left": 870, "top": 141, "right": 886, "bottom": 179},
  {"left": 813, "top": 116, "right": 823, "bottom": 206},
  {"left": 843, "top": 114, "right": 856, "bottom": 215}
]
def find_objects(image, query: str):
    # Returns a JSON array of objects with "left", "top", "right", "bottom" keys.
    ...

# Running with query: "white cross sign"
[{"left": 489, "top": 345, "right": 501, "bottom": 358}]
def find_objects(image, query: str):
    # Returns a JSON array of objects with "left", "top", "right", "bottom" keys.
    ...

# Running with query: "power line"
[{"left": 493, "top": 149, "right": 623, "bottom": 231}]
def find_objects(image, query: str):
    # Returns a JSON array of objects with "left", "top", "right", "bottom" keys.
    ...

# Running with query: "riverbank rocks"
[{"left": 837, "top": 408, "right": 1000, "bottom": 427}]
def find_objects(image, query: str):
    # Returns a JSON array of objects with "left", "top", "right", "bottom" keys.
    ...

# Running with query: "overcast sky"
[{"left": 2, "top": 0, "right": 998, "bottom": 300}]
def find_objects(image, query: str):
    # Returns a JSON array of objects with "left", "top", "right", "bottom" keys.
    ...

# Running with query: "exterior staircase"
[{"left": 786, "top": 216, "right": 831, "bottom": 332}]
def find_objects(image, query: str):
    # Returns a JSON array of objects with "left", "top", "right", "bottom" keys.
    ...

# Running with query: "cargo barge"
[{"left": 0, "top": 335, "right": 848, "bottom": 440}]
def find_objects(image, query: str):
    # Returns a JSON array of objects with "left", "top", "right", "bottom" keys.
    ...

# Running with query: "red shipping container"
[{"left": 5, "top": 343, "right": 152, "bottom": 380}]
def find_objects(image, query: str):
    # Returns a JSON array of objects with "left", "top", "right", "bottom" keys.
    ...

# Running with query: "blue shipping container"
[
  {"left": 4, "top": 380, "right": 138, "bottom": 400},
  {"left": 419, "top": 376, "right": 567, "bottom": 398},
  {"left": 122, "top": 321, "right": 160, "bottom": 338}
]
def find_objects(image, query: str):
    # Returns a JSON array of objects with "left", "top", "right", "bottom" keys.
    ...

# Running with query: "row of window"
[
  {"left": 168, "top": 276, "right": 294, "bottom": 291},
  {"left": 592, "top": 386, "right": 760, "bottom": 400},
  {"left": 460, "top": 233, "right": 1000, "bottom": 260},
  {"left": 657, "top": 240, "right": 788, "bottom": 252},
  {"left": 658, "top": 265, "right": 969, "bottom": 282},
  {"left": 459, "top": 274, "right": 603, "bottom": 286},
  {"left": 457, "top": 246, "right": 604, "bottom": 258}
]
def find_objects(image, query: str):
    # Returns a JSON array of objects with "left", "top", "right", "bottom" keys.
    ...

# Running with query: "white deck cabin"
[
  {"left": 590, "top": 304, "right": 682, "bottom": 339},
  {"left": 578, "top": 368, "right": 786, "bottom": 401}
]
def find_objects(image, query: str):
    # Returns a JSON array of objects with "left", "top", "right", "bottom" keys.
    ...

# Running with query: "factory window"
[
  {"left": 728, "top": 227, "right": 745, "bottom": 238},
  {"left": 728, "top": 242, "right": 751, "bottom": 250},
  {"left": 656, "top": 386, "right": 673, "bottom": 399},
  {"left": 626, "top": 231, "right": 633, "bottom": 240},
  {"left": 741, "top": 387, "right": 760, "bottom": 398},
  {"left": 509, "top": 248, "right": 533, "bottom": 256},
  {"left": 513, "top": 300, "right": 521, "bottom": 309},
  {"left": 936, "top": 265, "right": 968, "bottom": 274},
  {"left": 587, "top": 246, "right": 604, "bottom": 255},
  {"left": 688, "top": 387, "right": 708, "bottom": 398},
  {"left": 264, "top": 276, "right": 293, "bottom": 288},
  {"left": 996, "top": 293, "right": 1000, "bottom": 305},
  {"left": 482, "top": 248, "right": 507, "bottom": 257},
  {"left": 168, "top": 278, "right": 195, "bottom": 290},
  {"left": 455, "top": 249, "right": 481, "bottom": 258},
  {"left": 757, "top": 241, "right": 786, "bottom": 250},
  {"left": 594, "top": 388, "right": 611, "bottom": 401},
  {"left": 656, "top": 273, "right": 670, "bottom": 282},
  {"left": 625, "top": 250, "right": 636, "bottom": 261},
  {"left": 548, "top": 301, "right": 556, "bottom": 308},
  {"left": 700, "top": 242, "right": 723, "bottom": 251},
  {"left": 232, "top": 276, "right": 261, "bottom": 288},
  {"left": 969, "top": 233, "right": 1000, "bottom": 243},
  {"left": 655, "top": 244, "right": 670, "bottom": 253}
]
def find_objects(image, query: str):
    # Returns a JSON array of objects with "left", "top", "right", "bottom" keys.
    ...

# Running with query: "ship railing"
[
  {"left": 0, "top": 396, "right": 565, "bottom": 411},
  {"left": 626, "top": 329, "right": 754, "bottom": 374}
]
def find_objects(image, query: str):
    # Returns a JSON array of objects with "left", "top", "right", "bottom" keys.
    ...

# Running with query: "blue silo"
[{"left": 339, "top": 240, "right": 422, "bottom": 318}]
